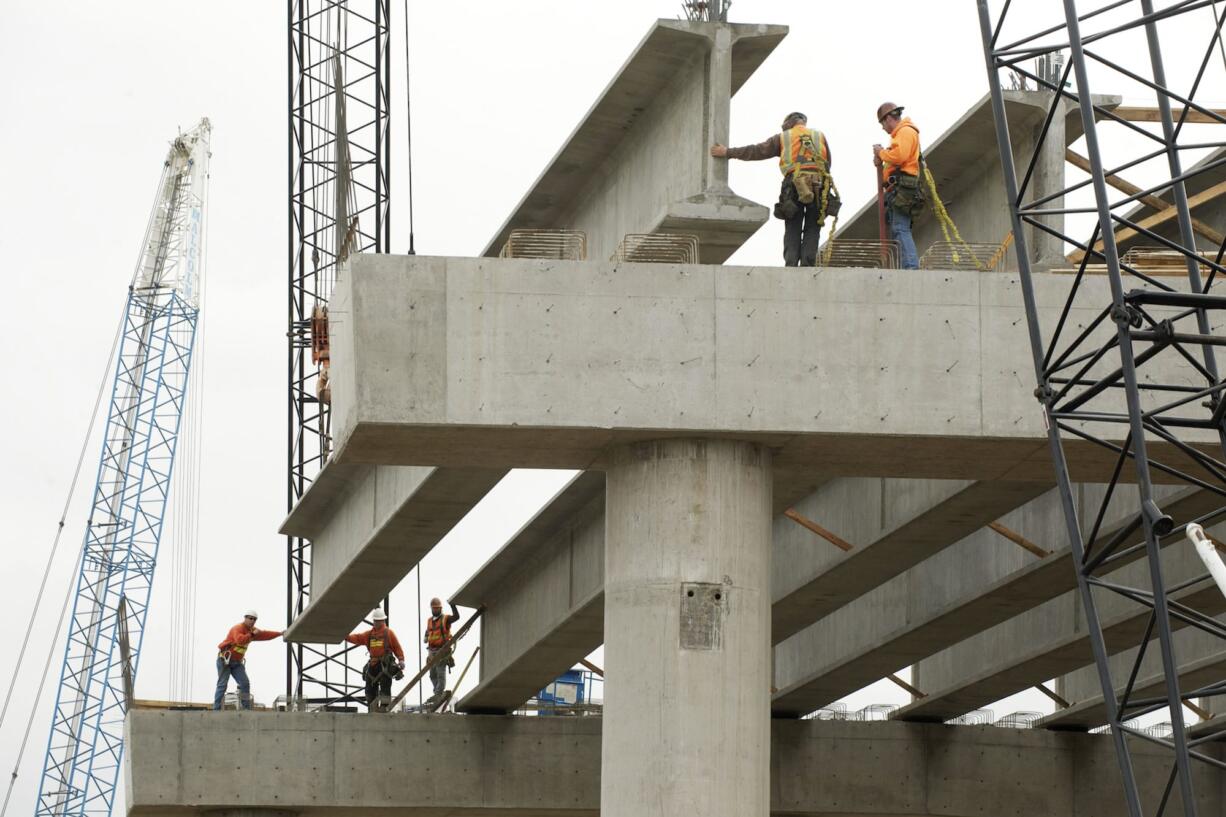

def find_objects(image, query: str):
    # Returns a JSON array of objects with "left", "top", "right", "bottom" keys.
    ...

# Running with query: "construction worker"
[
  {"left": 710, "top": 112, "right": 837, "bottom": 267},
  {"left": 213, "top": 610, "right": 282, "bottom": 710},
  {"left": 345, "top": 608, "right": 405, "bottom": 711},
  {"left": 873, "top": 102, "right": 922, "bottom": 269},
  {"left": 424, "top": 597, "right": 461, "bottom": 704}
]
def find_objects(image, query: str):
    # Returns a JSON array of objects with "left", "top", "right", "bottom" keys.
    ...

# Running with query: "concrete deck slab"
[
  {"left": 126, "top": 711, "right": 1222, "bottom": 816},
  {"left": 1040, "top": 650, "right": 1226, "bottom": 731},
  {"left": 328, "top": 253, "right": 1217, "bottom": 483},
  {"left": 483, "top": 20, "right": 786, "bottom": 265}
]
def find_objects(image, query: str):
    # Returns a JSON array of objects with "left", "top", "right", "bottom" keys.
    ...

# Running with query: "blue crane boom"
[{"left": 35, "top": 119, "right": 211, "bottom": 817}]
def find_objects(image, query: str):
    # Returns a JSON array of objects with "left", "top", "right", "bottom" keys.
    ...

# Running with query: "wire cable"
[{"left": 403, "top": 0, "right": 416, "bottom": 254}]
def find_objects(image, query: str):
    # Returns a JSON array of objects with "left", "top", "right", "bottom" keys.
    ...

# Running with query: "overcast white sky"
[{"left": 1, "top": 0, "right": 1223, "bottom": 813}]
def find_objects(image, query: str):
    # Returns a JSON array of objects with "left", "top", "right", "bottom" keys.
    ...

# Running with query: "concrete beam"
[
  {"left": 453, "top": 472, "right": 606, "bottom": 713},
  {"left": 771, "top": 479, "right": 1048, "bottom": 642},
  {"left": 483, "top": 20, "right": 786, "bottom": 265},
  {"left": 1040, "top": 650, "right": 1226, "bottom": 731},
  {"left": 280, "top": 461, "right": 505, "bottom": 642},
  {"left": 894, "top": 581, "right": 1226, "bottom": 723},
  {"left": 771, "top": 486, "right": 1217, "bottom": 717},
  {"left": 329, "top": 253, "right": 1217, "bottom": 482},
  {"left": 126, "top": 711, "right": 1223, "bottom": 816}
]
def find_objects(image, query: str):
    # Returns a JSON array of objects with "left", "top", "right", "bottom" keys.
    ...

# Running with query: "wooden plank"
[
  {"left": 579, "top": 658, "right": 605, "bottom": 678},
  {"left": 887, "top": 673, "right": 926, "bottom": 699},
  {"left": 783, "top": 508, "right": 854, "bottom": 552},
  {"left": 1112, "top": 106, "right": 1226, "bottom": 125},
  {"left": 1034, "top": 682, "right": 1071, "bottom": 709},
  {"left": 1065, "top": 149, "right": 1224, "bottom": 247},
  {"left": 1070, "top": 178, "right": 1226, "bottom": 263},
  {"left": 988, "top": 521, "right": 1051, "bottom": 559}
]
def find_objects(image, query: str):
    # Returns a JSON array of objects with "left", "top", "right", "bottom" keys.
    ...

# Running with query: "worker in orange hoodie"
[
  {"left": 213, "top": 609, "right": 283, "bottom": 710},
  {"left": 346, "top": 607, "right": 405, "bottom": 711},
  {"left": 873, "top": 102, "right": 922, "bottom": 269}
]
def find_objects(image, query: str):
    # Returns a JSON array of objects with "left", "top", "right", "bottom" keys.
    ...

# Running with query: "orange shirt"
[
  {"left": 346, "top": 625, "right": 405, "bottom": 666},
  {"left": 878, "top": 117, "right": 920, "bottom": 183},
  {"left": 217, "top": 623, "right": 281, "bottom": 663}
]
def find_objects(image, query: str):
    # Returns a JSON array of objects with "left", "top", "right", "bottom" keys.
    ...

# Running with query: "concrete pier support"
[{"left": 602, "top": 439, "right": 772, "bottom": 817}]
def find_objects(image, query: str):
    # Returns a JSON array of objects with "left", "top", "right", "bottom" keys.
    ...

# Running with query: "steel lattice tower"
[
  {"left": 287, "top": 0, "right": 390, "bottom": 708},
  {"left": 36, "top": 120, "right": 210, "bottom": 817},
  {"left": 977, "top": 2, "right": 1226, "bottom": 814}
]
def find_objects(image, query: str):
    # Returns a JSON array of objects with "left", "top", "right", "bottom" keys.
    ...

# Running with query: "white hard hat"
[
  {"left": 371, "top": 608, "right": 387, "bottom": 621},
  {"left": 244, "top": 609, "right": 259, "bottom": 619}
]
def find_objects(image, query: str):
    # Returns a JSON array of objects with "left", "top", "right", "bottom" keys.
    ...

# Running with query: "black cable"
[{"left": 403, "top": 0, "right": 416, "bottom": 255}]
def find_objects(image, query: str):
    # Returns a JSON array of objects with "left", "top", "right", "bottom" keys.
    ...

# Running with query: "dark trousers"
[
  {"left": 364, "top": 662, "right": 392, "bottom": 709},
  {"left": 783, "top": 201, "right": 822, "bottom": 267}
]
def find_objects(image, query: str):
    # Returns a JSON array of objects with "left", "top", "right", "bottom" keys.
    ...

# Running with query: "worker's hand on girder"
[
  {"left": 709, "top": 144, "right": 728, "bottom": 158},
  {"left": 872, "top": 145, "right": 883, "bottom": 167}
]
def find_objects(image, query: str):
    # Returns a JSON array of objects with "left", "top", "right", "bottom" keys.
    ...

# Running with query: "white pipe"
[{"left": 1185, "top": 523, "right": 1226, "bottom": 601}]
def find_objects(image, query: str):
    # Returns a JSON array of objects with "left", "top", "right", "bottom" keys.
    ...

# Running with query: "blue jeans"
[
  {"left": 888, "top": 206, "right": 920, "bottom": 269},
  {"left": 214, "top": 658, "right": 251, "bottom": 710}
]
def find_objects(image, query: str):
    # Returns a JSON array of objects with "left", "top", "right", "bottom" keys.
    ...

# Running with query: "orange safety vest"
[
  {"left": 425, "top": 615, "right": 451, "bottom": 649},
  {"left": 778, "top": 125, "right": 828, "bottom": 178}
]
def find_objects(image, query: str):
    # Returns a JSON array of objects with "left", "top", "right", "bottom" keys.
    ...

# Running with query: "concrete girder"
[
  {"left": 482, "top": 20, "right": 788, "bottom": 265},
  {"left": 453, "top": 475, "right": 1048, "bottom": 715},
  {"left": 1040, "top": 650, "right": 1226, "bottom": 731},
  {"left": 125, "top": 711, "right": 1223, "bottom": 816},
  {"left": 895, "top": 581, "right": 1226, "bottom": 723},
  {"left": 280, "top": 462, "right": 505, "bottom": 642},
  {"left": 770, "top": 486, "right": 1218, "bottom": 717}
]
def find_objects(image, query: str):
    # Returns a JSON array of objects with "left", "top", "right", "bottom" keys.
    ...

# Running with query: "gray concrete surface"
[
  {"left": 126, "top": 711, "right": 1224, "bottom": 816},
  {"left": 327, "top": 253, "right": 1216, "bottom": 482},
  {"left": 1041, "top": 650, "right": 1226, "bottom": 731},
  {"left": 772, "top": 486, "right": 1217, "bottom": 716},
  {"left": 454, "top": 471, "right": 606, "bottom": 713},
  {"left": 895, "top": 566, "right": 1226, "bottom": 723},
  {"left": 602, "top": 439, "right": 772, "bottom": 817},
  {"left": 483, "top": 20, "right": 787, "bottom": 265},
  {"left": 280, "top": 461, "right": 505, "bottom": 642},
  {"left": 450, "top": 475, "right": 1047, "bottom": 715}
]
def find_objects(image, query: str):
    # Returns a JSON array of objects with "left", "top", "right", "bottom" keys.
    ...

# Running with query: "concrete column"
[
  {"left": 1028, "top": 91, "right": 1067, "bottom": 270},
  {"left": 601, "top": 439, "right": 772, "bottom": 817},
  {"left": 704, "top": 25, "right": 734, "bottom": 194}
]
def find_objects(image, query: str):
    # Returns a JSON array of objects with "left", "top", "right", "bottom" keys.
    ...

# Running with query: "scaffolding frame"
[
  {"left": 976, "top": 2, "right": 1226, "bottom": 814},
  {"left": 288, "top": 0, "right": 390, "bottom": 708}
]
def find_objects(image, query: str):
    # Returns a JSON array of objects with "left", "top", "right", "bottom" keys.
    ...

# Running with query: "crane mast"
[{"left": 36, "top": 119, "right": 211, "bottom": 817}]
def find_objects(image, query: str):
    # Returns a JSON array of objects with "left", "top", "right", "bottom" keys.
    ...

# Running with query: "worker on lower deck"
[
  {"left": 345, "top": 608, "right": 405, "bottom": 711},
  {"left": 873, "top": 102, "right": 922, "bottom": 269},
  {"left": 709, "top": 112, "right": 836, "bottom": 267},
  {"left": 425, "top": 597, "right": 462, "bottom": 704},
  {"left": 214, "top": 610, "right": 282, "bottom": 710}
]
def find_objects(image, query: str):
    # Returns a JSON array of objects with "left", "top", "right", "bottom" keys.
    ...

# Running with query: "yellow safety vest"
[{"left": 779, "top": 126, "right": 828, "bottom": 177}]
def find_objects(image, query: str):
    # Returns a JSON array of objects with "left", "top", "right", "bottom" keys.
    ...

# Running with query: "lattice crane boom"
[{"left": 35, "top": 119, "right": 211, "bottom": 817}]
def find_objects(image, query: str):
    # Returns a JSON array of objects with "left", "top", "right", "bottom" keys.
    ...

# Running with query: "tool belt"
[
  {"left": 369, "top": 653, "right": 404, "bottom": 681},
  {"left": 774, "top": 172, "right": 840, "bottom": 222},
  {"left": 885, "top": 150, "right": 928, "bottom": 218}
]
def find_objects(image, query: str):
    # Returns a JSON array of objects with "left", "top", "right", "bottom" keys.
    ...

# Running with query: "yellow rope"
[
  {"left": 819, "top": 176, "right": 840, "bottom": 266},
  {"left": 922, "top": 166, "right": 983, "bottom": 270}
]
